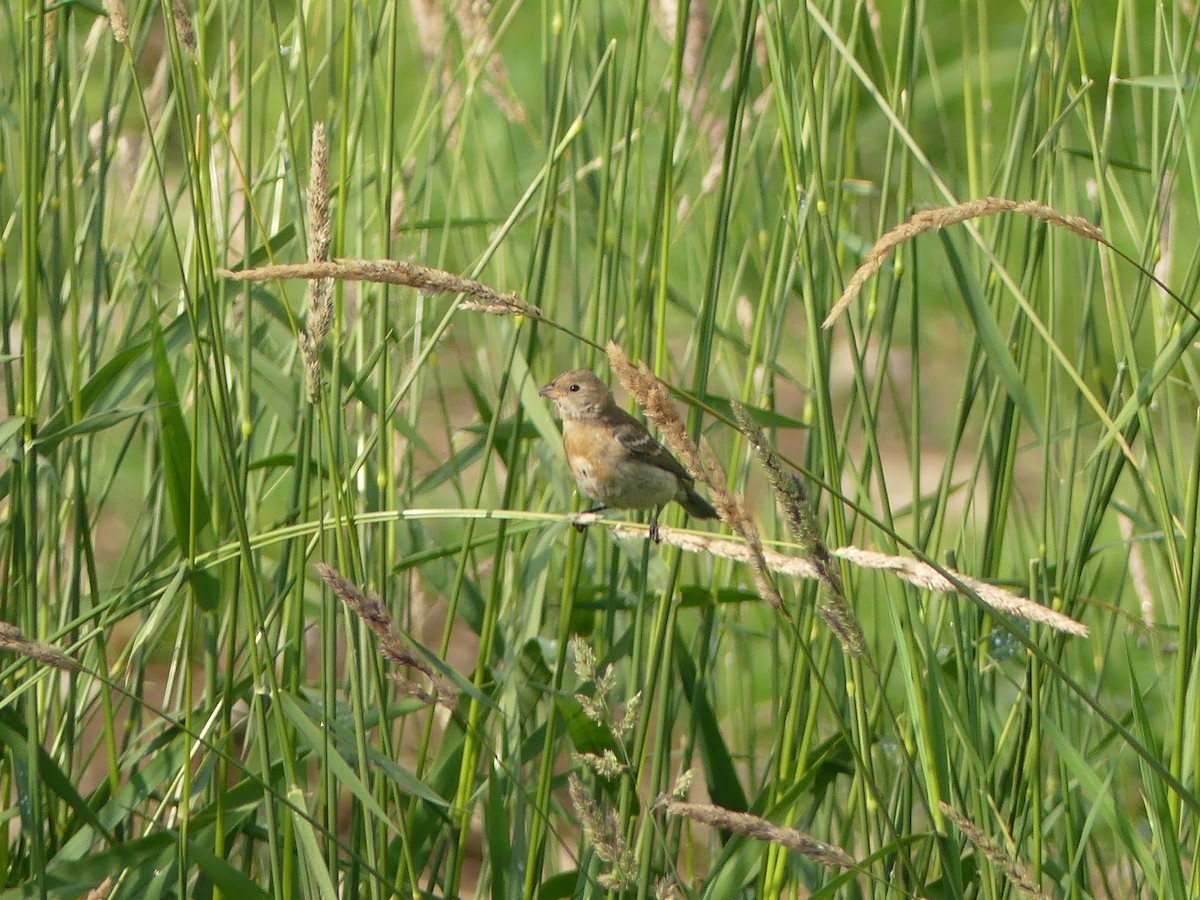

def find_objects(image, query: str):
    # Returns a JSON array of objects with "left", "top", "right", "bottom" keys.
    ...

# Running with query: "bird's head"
[{"left": 538, "top": 369, "right": 613, "bottom": 419}]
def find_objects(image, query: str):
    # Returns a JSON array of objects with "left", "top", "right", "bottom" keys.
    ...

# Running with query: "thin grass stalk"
[
  {"left": 177, "top": 28, "right": 295, "bottom": 887},
  {"left": 390, "top": 30, "right": 443, "bottom": 880},
  {"left": 683, "top": 0, "right": 757, "bottom": 410},
  {"left": 324, "top": 0, "right": 365, "bottom": 880},
  {"left": 967, "top": 55, "right": 1070, "bottom": 868},
  {"left": 49, "top": 5, "right": 92, "bottom": 797},
  {"left": 648, "top": 0, "right": 690, "bottom": 375},
  {"left": 581, "top": 59, "right": 620, "bottom": 371},
  {"left": 446, "top": 37, "right": 589, "bottom": 880},
  {"left": 763, "top": 1, "right": 880, "bottom": 886},
  {"left": 393, "top": 90, "right": 483, "bottom": 889},
  {"left": 614, "top": 1, "right": 655, "bottom": 362},
  {"left": 1172, "top": 407, "right": 1200, "bottom": 827},
  {"left": 1027, "top": 613, "right": 1045, "bottom": 886},
  {"left": 160, "top": 17, "right": 301, "bottom": 890},
  {"left": 361, "top": 6, "right": 410, "bottom": 880},
  {"left": 218, "top": 14, "right": 259, "bottom": 838},
  {"left": 671, "top": 228, "right": 786, "bottom": 876},
  {"left": 524, "top": 526, "right": 588, "bottom": 894},
  {"left": 448, "top": 360, "right": 527, "bottom": 894},
  {"left": 17, "top": 0, "right": 50, "bottom": 881},
  {"left": 228, "top": 40, "right": 258, "bottom": 887},
  {"left": 745, "top": 22, "right": 837, "bottom": 875},
  {"left": 258, "top": 10, "right": 333, "bottom": 881},
  {"left": 629, "top": 545, "right": 689, "bottom": 889},
  {"left": 167, "top": 27, "right": 237, "bottom": 895}
]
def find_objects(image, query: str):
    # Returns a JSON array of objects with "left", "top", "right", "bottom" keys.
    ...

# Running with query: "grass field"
[{"left": 2, "top": 0, "right": 1199, "bottom": 897}]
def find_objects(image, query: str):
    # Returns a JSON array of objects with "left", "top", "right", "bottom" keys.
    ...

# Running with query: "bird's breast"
[{"left": 568, "top": 453, "right": 678, "bottom": 509}]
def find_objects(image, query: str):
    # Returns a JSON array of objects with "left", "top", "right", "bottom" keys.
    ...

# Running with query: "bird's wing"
[{"left": 610, "top": 414, "right": 694, "bottom": 484}]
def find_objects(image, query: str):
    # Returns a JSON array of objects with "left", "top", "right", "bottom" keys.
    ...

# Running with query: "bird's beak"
[{"left": 537, "top": 382, "right": 553, "bottom": 398}]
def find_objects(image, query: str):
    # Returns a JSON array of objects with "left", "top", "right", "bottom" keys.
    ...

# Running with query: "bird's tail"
[{"left": 679, "top": 488, "right": 719, "bottom": 520}]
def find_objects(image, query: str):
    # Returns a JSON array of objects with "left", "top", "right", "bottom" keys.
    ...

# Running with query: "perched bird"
[{"left": 538, "top": 369, "right": 719, "bottom": 541}]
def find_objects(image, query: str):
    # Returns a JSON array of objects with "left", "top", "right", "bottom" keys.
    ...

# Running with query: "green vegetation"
[{"left": 1, "top": 0, "right": 1197, "bottom": 896}]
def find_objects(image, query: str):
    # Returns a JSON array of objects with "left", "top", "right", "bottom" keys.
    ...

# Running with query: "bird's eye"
[{"left": 569, "top": 383, "right": 581, "bottom": 392}]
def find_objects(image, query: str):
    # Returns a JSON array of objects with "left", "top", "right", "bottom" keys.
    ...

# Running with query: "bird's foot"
[{"left": 649, "top": 518, "right": 661, "bottom": 543}]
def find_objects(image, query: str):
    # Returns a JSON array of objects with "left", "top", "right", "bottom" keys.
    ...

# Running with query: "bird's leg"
[
  {"left": 649, "top": 508, "right": 662, "bottom": 543},
  {"left": 574, "top": 505, "right": 608, "bottom": 532}
]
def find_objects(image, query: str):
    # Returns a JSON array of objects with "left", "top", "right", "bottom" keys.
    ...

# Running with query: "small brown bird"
[{"left": 538, "top": 369, "right": 719, "bottom": 541}]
